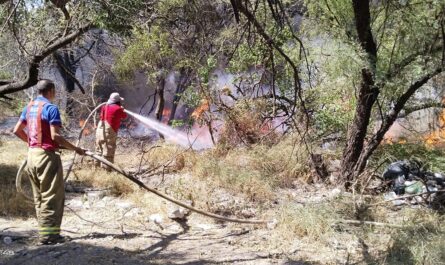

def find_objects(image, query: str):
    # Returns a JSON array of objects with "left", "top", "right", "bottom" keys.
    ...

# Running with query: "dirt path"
[{"left": 0, "top": 190, "right": 309, "bottom": 265}]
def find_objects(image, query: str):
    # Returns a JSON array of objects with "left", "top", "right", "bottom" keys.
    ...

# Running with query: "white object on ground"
[
  {"left": 267, "top": 219, "right": 278, "bottom": 230},
  {"left": 168, "top": 208, "right": 187, "bottom": 220},
  {"left": 148, "top": 214, "right": 164, "bottom": 224}
]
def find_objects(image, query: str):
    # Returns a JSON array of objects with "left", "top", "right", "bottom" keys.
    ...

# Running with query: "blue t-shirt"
[{"left": 19, "top": 96, "right": 62, "bottom": 126}]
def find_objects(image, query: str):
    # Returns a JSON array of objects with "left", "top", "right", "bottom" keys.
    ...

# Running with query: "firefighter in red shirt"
[{"left": 95, "top": 92, "right": 127, "bottom": 168}]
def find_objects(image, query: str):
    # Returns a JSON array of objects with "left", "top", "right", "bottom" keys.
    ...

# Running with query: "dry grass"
[
  {"left": 268, "top": 195, "right": 445, "bottom": 264},
  {"left": 71, "top": 167, "right": 137, "bottom": 196},
  {"left": 0, "top": 139, "right": 34, "bottom": 217},
  {"left": 191, "top": 135, "right": 310, "bottom": 202}
]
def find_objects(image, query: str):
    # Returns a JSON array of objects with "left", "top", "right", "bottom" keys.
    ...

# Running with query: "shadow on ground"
[{"left": 0, "top": 222, "right": 318, "bottom": 265}]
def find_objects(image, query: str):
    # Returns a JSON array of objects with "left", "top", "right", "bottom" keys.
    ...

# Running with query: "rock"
[
  {"left": 65, "top": 184, "right": 74, "bottom": 192},
  {"left": 3, "top": 236, "right": 12, "bottom": 245},
  {"left": 66, "top": 198, "right": 83, "bottom": 209},
  {"left": 240, "top": 208, "right": 256, "bottom": 218},
  {"left": 115, "top": 202, "right": 133, "bottom": 209},
  {"left": 148, "top": 214, "right": 164, "bottom": 224},
  {"left": 267, "top": 219, "right": 278, "bottom": 230},
  {"left": 168, "top": 208, "right": 187, "bottom": 220},
  {"left": 196, "top": 223, "right": 215, "bottom": 230},
  {"left": 87, "top": 190, "right": 109, "bottom": 201},
  {"left": 329, "top": 188, "right": 342, "bottom": 198}
]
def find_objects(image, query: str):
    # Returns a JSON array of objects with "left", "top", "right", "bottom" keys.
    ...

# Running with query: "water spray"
[{"left": 124, "top": 110, "right": 211, "bottom": 150}]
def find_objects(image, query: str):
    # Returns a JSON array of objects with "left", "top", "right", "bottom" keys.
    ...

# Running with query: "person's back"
[
  {"left": 95, "top": 92, "right": 127, "bottom": 167},
  {"left": 13, "top": 79, "right": 85, "bottom": 245},
  {"left": 99, "top": 102, "right": 127, "bottom": 132}
]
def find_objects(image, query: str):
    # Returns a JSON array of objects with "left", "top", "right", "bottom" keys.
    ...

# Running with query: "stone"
[
  {"left": 3, "top": 236, "right": 12, "bottom": 245},
  {"left": 267, "top": 219, "right": 278, "bottom": 230},
  {"left": 115, "top": 202, "right": 133, "bottom": 209},
  {"left": 87, "top": 190, "right": 109, "bottom": 201},
  {"left": 65, "top": 184, "right": 74, "bottom": 192},
  {"left": 168, "top": 208, "right": 187, "bottom": 220},
  {"left": 148, "top": 214, "right": 164, "bottom": 224}
]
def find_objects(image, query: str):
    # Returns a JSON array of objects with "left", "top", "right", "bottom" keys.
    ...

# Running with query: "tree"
[
  {"left": 305, "top": 0, "right": 444, "bottom": 185},
  {"left": 0, "top": 0, "right": 152, "bottom": 99}
]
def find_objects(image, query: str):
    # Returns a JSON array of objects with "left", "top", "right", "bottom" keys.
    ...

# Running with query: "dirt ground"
[
  {"left": 2, "top": 137, "right": 444, "bottom": 265},
  {"left": 0, "top": 189, "right": 311, "bottom": 265}
]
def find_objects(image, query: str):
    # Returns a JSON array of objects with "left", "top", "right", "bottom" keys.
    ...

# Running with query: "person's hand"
[{"left": 75, "top": 147, "right": 86, "bottom": 156}]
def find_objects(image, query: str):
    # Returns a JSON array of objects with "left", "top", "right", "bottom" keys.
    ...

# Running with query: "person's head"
[
  {"left": 37, "top": 79, "right": 56, "bottom": 101},
  {"left": 107, "top": 92, "right": 124, "bottom": 105}
]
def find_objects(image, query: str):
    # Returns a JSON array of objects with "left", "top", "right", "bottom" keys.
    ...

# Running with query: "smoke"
[{"left": 125, "top": 110, "right": 213, "bottom": 150}]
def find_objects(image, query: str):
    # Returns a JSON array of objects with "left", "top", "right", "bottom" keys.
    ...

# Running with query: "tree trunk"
[
  {"left": 168, "top": 68, "right": 190, "bottom": 125},
  {"left": 155, "top": 76, "right": 165, "bottom": 139},
  {"left": 340, "top": 0, "right": 378, "bottom": 187},
  {"left": 341, "top": 69, "right": 378, "bottom": 185},
  {"left": 54, "top": 50, "right": 77, "bottom": 117}
]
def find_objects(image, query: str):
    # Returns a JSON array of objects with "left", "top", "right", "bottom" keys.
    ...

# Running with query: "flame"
[
  {"left": 424, "top": 99, "right": 445, "bottom": 147},
  {"left": 383, "top": 137, "right": 394, "bottom": 145},
  {"left": 79, "top": 119, "right": 91, "bottom": 136},
  {"left": 191, "top": 99, "right": 210, "bottom": 120},
  {"left": 260, "top": 120, "right": 272, "bottom": 134},
  {"left": 162, "top": 108, "right": 171, "bottom": 117},
  {"left": 161, "top": 108, "right": 172, "bottom": 124}
]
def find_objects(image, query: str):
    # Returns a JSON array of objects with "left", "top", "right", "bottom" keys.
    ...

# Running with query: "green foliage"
[
  {"left": 301, "top": 0, "right": 445, "bottom": 146},
  {"left": 170, "top": 119, "right": 185, "bottom": 128},
  {"left": 86, "top": 0, "right": 151, "bottom": 35},
  {"left": 114, "top": 27, "right": 174, "bottom": 80}
]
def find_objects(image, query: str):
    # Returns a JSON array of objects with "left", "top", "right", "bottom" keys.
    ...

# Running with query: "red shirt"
[{"left": 99, "top": 104, "right": 127, "bottom": 132}]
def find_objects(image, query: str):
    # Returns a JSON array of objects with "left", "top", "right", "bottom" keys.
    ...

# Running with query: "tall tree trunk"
[
  {"left": 341, "top": 0, "right": 378, "bottom": 187},
  {"left": 155, "top": 76, "right": 165, "bottom": 139},
  {"left": 341, "top": 70, "right": 378, "bottom": 184},
  {"left": 54, "top": 50, "right": 77, "bottom": 118},
  {"left": 168, "top": 68, "right": 190, "bottom": 125}
]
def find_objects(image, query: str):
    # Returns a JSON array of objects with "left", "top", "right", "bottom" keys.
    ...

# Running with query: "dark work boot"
[{"left": 38, "top": 235, "right": 70, "bottom": 245}]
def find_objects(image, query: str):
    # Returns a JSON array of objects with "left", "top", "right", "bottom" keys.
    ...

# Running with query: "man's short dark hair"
[{"left": 36, "top": 79, "right": 55, "bottom": 94}]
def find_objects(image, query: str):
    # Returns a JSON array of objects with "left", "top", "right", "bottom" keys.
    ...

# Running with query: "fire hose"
[{"left": 16, "top": 103, "right": 271, "bottom": 225}]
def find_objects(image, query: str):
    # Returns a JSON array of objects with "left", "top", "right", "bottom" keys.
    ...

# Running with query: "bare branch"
[
  {"left": 401, "top": 101, "right": 445, "bottom": 117},
  {"left": 0, "top": 23, "right": 92, "bottom": 97}
]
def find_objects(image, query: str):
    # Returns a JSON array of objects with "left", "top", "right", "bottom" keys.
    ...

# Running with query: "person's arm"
[
  {"left": 50, "top": 125, "right": 85, "bottom": 155},
  {"left": 13, "top": 121, "right": 28, "bottom": 143},
  {"left": 120, "top": 106, "right": 128, "bottom": 120}
]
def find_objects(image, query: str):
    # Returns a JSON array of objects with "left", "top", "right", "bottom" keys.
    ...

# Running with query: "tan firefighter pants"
[
  {"left": 27, "top": 148, "right": 64, "bottom": 238},
  {"left": 95, "top": 121, "right": 117, "bottom": 167}
]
